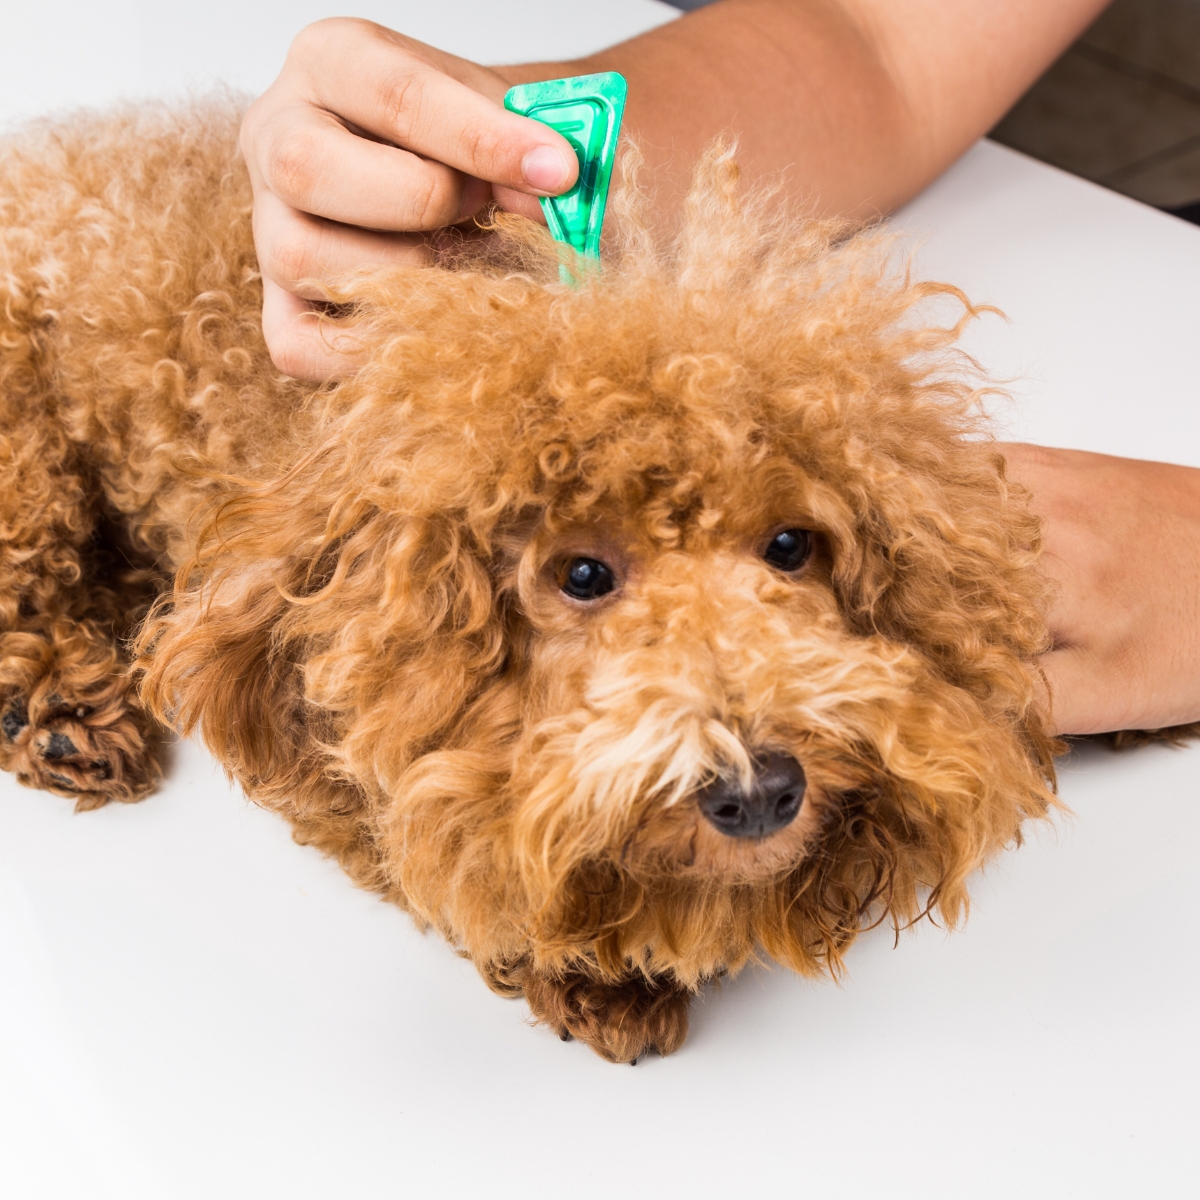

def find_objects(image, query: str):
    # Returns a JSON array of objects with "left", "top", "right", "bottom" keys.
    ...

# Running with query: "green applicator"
[{"left": 503, "top": 72, "right": 627, "bottom": 273}]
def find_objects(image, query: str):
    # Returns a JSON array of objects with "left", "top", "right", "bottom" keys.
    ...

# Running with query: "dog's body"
[{"left": 1, "top": 100, "right": 1062, "bottom": 1060}]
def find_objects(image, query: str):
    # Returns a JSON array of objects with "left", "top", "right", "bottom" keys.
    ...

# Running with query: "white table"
[{"left": 2, "top": 5, "right": 1198, "bottom": 1198}]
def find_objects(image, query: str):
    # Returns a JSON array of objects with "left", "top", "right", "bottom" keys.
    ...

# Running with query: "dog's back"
[{"left": 0, "top": 99, "right": 308, "bottom": 551}]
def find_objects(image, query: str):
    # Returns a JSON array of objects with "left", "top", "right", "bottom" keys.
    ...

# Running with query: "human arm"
[{"left": 239, "top": 0, "right": 1110, "bottom": 379}]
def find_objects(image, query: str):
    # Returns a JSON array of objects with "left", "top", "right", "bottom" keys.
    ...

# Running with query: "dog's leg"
[
  {"left": 1, "top": 612, "right": 162, "bottom": 810},
  {"left": 0, "top": 392, "right": 162, "bottom": 809},
  {"left": 519, "top": 966, "right": 692, "bottom": 1063}
]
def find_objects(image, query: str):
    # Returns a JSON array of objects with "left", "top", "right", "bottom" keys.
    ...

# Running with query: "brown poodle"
[{"left": 1, "top": 98, "right": 1072, "bottom": 1062}]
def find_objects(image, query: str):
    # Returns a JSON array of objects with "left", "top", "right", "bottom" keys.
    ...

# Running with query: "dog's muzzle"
[{"left": 696, "top": 753, "right": 806, "bottom": 839}]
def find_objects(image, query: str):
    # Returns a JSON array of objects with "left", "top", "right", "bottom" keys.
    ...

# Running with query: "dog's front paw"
[
  {"left": 1, "top": 689, "right": 161, "bottom": 809},
  {"left": 523, "top": 969, "right": 692, "bottom": 1063}
]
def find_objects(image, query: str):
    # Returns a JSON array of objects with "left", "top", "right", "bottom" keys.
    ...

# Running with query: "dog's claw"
[
  {"left": 524, "top": 971, "right": 691, "bottom": 1064},
  {"left": 0, "top": 686, "right": 159, "bottom": 805},
  {"left": 1, "top": 703, "right": 29, "bottom": 741},
  {"left": 41, "top": 731, "right": 77, "bottom": 760}
]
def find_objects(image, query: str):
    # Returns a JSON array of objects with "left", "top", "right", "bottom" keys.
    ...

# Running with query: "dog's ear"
[
  {"left": 823, "top": 445, "right": 1051, "bottom": 714},
  {"left": 135, "top": 463, "right": 510, "bottom": 823}
]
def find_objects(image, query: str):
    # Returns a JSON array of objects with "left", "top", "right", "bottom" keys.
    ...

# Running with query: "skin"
[
  {"left": 1003, "top": 445, "right": 1200, "bottom": 736},
  {"left": 237, "top": 0, "right": 1200, "bottom": 736}
]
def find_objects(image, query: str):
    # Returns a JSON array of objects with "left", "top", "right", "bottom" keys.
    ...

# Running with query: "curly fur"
[{"left": 1, "top": 97, "right": 1076, "bottom": 1061}]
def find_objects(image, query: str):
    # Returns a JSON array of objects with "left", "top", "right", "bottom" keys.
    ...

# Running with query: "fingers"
[
  {"left": 253, "top": 188, "right": 431, "bottom": 298},
  {"left": 290, "top": 19, "right": 578, "bottom": 199},
  {"left": 252, "top": 104, "right": 495, "bottom": 232},
  {"left": 491, "top": 184, "right": 550, "bottom": 223},
  {"left": 242, "top": 17, "right": 579, "bottom": 381},
  {"left": 260, "top": 277, "right": 366, "bottom": 382}
]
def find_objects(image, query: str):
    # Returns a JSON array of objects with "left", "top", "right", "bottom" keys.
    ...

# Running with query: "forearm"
[
  {"left": 499, "top": 0, "right": 1109, "bottom": 220},
  {"left": 243, "top": 1, "right": 1110, "bottom": 379}
]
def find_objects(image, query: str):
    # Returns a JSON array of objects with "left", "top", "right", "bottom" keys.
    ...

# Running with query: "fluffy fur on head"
[{"left": 0, "top": 99, "right": 1057, "bottom": 1062}]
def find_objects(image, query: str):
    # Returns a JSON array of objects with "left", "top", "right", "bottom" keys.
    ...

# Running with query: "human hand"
[
  {"left": 1001, "top": 444, "right": 1200, "bottom": 736},
  {"left": 239, "top": 2, "right": 1116, "bottom": 383},
  {"left": 239, "top": 17, "right": 578, "bottom": 380}
]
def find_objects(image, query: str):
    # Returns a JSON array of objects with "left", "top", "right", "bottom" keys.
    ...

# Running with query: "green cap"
[{"left": 503, "top": 72, "right": 627, "bottom": 262}]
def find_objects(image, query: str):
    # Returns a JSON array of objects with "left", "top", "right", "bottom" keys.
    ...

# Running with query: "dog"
[{"left": 0, "top": 97, "right": 1068, "bottom": 1063}]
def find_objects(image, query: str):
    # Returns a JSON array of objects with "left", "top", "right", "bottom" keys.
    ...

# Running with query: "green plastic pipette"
[{"left": 503, "top": 72, "right": 627, "bottom": 266}]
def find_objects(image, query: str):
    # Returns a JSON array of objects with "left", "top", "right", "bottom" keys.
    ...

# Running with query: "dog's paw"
[
  {"left": 522, "top": 969, "right": 692, "bottom": 1063},
  {"left": 1, "top": 689, "right": 162, "bottom": 809}
]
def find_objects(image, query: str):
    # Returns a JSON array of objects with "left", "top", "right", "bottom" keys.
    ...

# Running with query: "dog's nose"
[{"left": 696, "top": 753, "right": 807, "bottom": 839}]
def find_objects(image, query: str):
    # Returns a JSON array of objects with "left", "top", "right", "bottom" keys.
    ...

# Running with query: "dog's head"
[{"left": 141, "top": 147, "right": 1057, "bottom": 989}]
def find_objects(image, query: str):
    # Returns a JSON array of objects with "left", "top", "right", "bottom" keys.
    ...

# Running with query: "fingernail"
[{"left": 522, "top": 145, "right": 574, "bottom": 194}]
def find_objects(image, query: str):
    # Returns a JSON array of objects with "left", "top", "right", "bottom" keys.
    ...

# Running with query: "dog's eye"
[
  {"left": 763, "top": 528, "right": 812, "bottom": 572},
  {"left": 560, "top": 557, "right": 616, "bottom": 601}
]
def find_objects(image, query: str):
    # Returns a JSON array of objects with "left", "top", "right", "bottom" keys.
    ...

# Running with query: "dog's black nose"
[{"left": 696, "top": 753, "right": 806, "bottom": 839}]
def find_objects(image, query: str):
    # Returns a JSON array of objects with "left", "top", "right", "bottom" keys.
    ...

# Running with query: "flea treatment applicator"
[{"left": 504, "top": 72, "right": 627, "bottom": 273}]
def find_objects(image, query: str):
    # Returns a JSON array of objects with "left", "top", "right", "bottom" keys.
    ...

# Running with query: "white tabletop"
[{"left": 2, "top": 5, "right": 1199, "bottom": 1199}]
